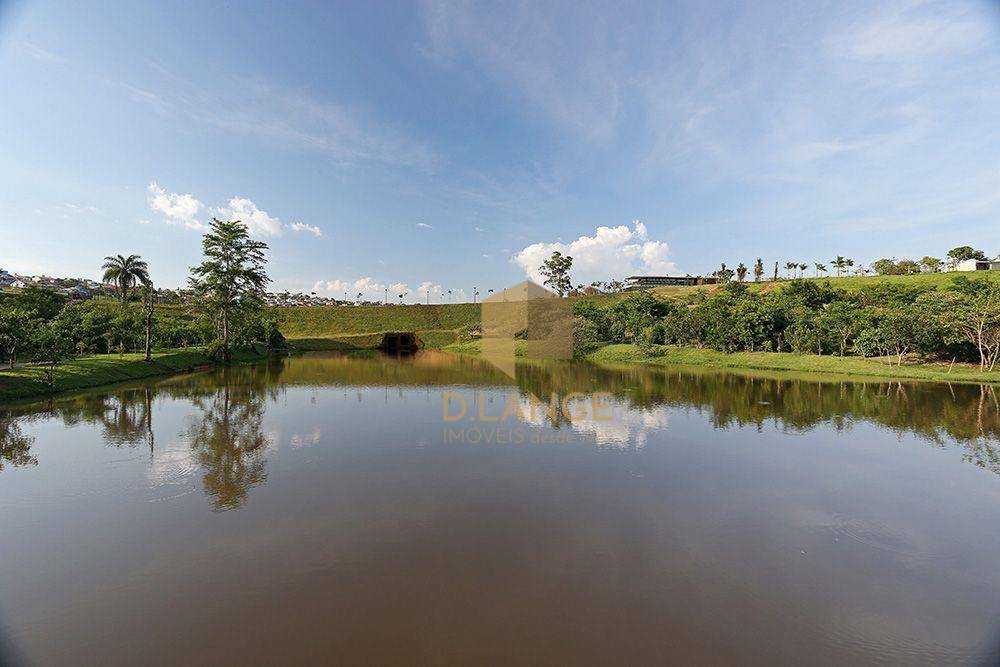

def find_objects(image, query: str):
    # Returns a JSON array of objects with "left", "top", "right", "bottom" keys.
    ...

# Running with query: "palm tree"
[
  {"left": 753, "top": 258, "right": 764, "bottom": 282},
  {"left": 831, "top": 256, "right": 847, "bottom": 277},
  {"left": 815, "top": 263, "right": 827, "bottom": 278},
  {"left": 736, "top": 263, "right": 748, "bottom": 282},
  {"left": 798, "top": 263, "right": 808, "bottom": 278},
  {"left": 102, "top": 254, "right": 149, "bottom": 304},
  {"left": 784, "top": 261, "right": 796, "bottom": 278}
]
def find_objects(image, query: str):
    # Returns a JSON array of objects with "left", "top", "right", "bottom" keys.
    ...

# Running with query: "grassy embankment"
[
  {"left": 273, "top": 302, "right": 481, "bottom": 350},
  {"left": 641, "top": 268, "right": 1000, "bottom": 300},
  {"left": 0, "top": 349, "right": 264, "bottom": 402},
  {"left": 439, "top": 340, "right": 1000, "bottom": 384},
  {"left": 587, "top": 344, "right": 1000, "bottom": 385}
]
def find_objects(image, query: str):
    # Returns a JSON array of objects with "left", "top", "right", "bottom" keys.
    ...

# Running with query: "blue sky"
[{"left": 1, "top": 0, "right": 998, "bottom": 301}]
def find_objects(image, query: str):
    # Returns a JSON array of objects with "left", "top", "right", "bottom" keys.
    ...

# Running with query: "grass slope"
[
  {"left": 648, "top": 269, "right": 1000, "bottom": 300},
  {"left": 587, "top": 344, "right": 1000, "bottom": 384},
  {"left": 273, "top": 303, "right": 480, "bottom": 350},
  {"left": 0, "top": 349, "right": 262, "bottom": 402}
]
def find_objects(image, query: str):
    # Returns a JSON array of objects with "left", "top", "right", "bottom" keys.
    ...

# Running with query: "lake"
[{"left": 2, "top": 351, "right": 1000, "bottom": 665}]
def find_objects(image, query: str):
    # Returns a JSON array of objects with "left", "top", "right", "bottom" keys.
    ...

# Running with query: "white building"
[{"left": 949, "top": 256, "right": 1000, "bottom": 272}]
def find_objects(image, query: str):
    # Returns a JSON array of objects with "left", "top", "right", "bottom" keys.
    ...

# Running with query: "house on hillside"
[
  {"left": 950, "top": 256, "right": 1000, "bottom": 271},
  {"left": 975, "top": 255, "right": 1000, "bottom": 271}
]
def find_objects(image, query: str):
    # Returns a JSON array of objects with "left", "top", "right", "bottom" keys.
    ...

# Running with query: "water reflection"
[
  {"left": 3, "top": 351, "right": 1000, "bottom": 664},
  {"left": 0, "top": 416, "right": 36, "bottom": 470},
  {"left": 2, "top": 351, "right": 1000, "bottom": 495},
  {"left": 185, "top": 382, "right": 271, "bottom": 511}
]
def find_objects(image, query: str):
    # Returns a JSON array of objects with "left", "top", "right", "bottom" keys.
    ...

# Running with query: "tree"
[
  {"left": 188, "top": 219, "right": 271, "bottom": 359},
  {"left": 715, "top": 263, "right": 734, "bottom": 283},
  {"left": 935, "top": 279, "right": 1000, "bottom": 371},
  {"left": 0, "top": 306, "right": 34, "bottom": 368},
  {"left": 2, "top": 285, "right": 66, "bottom": 319},
  {"left": 101, "top": 254, "right": 149, "bottom": 305},
  {"left": 141, "top": 283, "right": 155, "bottom": 362},
  {"left": 736, "top": 263, "right": 748, "bottom": 283},
  {"left": 872, "top": 258, "right": 900, "bottom": 276},
  {"left": 539, "top": 251, "right": 573, "bottom": 296},
  {"left": 773, "top": 261, "right": 778, "bottom": 281},
  {"left": 753, "top": 258, "right": 764, "bottom": 283},
  {"left": 815, "top": 263, "right": 827, "bottom": 278},
  {"left": 799, "top": 263, "right": 809, "bottom": 278},
  {"left": 784, "top": 261, "right": 796, "bottom": 278},
  {"left": 31, "top": 320, "right": 74, "bottom": 388},
  {"left": 896, "top": 259, "right": 921, "bottom": 275},
  {"left": 948, "top": 246, "right": 987, "bottom": 264},
  {"left": 831, "top": 256, "right": 847, "bottom": 277},
  {"left": 920, "top": 256, "right": 942, "bottom": 273}
]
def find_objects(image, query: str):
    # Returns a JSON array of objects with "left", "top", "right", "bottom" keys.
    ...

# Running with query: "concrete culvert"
[{"left": 378, "top": 332, "right": 421, "bottom": 352}]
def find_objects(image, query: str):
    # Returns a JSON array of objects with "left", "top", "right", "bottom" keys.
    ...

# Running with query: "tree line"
[
  {"left": 0, "top": 219, "right": 284, "bottom": 380},
  {"left": 573, "top": 277, "right": 1000, "bottom": 372}
]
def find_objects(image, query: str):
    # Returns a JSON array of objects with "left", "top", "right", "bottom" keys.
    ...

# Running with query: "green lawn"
[
  {"left": 0, "top": 349, "right": 263, "bottom": 402},
  {"left": 586, "top": 344, "right": 1000, "bottom": 384}
]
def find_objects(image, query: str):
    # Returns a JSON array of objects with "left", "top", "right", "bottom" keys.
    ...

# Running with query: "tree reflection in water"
[
  {"left": 0, "top": 417, "right": 36, "bottom": 470},
  {"left": 1, "top": 353, "right": 999, "bottom": 494},
  {"left": 184, "top": 382, "right": 270, "bottom": 511}
]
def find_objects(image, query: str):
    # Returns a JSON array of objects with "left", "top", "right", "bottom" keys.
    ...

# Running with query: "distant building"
[
  {"left": 950, "top": 256, "right": 1000, "bottom": 272},
  {"left": 975, "top": 255, "right": 1000, "bottom": 271},
  {"left": 624, "top": 275, "right": 718, "bottom": 289}
]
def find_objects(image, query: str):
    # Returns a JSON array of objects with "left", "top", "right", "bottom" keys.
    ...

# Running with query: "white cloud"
[
  {"left": 416, "top": 222, "right": 433, "bottom": 229},
  {"left": 290, "top": 221, "right": 323, "bottom": 237},
  {"left": 215, "top": 196, "right": 283, "bottom": 237},
  {"left": 312, "top": 277, "right": 466, "bottom": 303},
  {"left": 147, "top": 182, "right": 204, "bottom": 230},
  {"left": 513, "top": 220, "right": 679, "bottom": 284}
]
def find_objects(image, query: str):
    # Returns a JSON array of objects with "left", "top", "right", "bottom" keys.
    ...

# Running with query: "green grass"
[
  {"left": 586, "top": 344, "right": 1000, "bottom": 384},
  {"left": 274, "top": 303, "right": 480, "bottom": 350},
  {"left": 0, "top": 348, "right": 264, "bottom": 402},
  {"left": 646, "top": 269, "right": 1000, "bottom": 300}
]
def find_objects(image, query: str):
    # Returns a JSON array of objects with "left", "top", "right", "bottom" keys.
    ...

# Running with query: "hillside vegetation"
[
  {"left": 275, "top": 271, "right": 999, "bottom": 350},
  {"left": 648, "top": 270, "right": 1000, "bottom": 300}
]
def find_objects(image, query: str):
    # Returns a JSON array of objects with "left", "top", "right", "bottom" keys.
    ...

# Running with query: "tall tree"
[
  {"left": 736, "top": 263, "right": 748, "bottom": 283},
  {"left": 539, "top": 251, "right": 573, "bottom": 296},
  {"left": 141, "top": 283, "right": 155, "bottom": 362},
  {"left": 920, "top": 256, "right": 942, "bottom": 273},
  {"left": 102, "top": 254, "right": 149, "bottom": 304},
  {"left": 947, "top": 246, "right": 987, "bottom": 264},
  {"left": 0, "top": 306, "right": 33, "bottom": 368},
  {"left": 189, "top": 219, "right": 270, "bottom": 358},
  {"left": 753, "top": 258, "right": 764, "bottom": 282},
  {"left": 784, "top": 262, "right": 796, "bottom": 278},
  {"left": 815, "top": 263, "right": 827, "bottom": 277},
  {"left": 831, "top": 256, "right": 847, "bottom": 277}
]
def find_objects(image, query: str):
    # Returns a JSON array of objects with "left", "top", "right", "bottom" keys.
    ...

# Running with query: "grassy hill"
[
  {"left": 648, "top": 269, "right": 1000, "bottom": 299},
  {"left": 273, "top": 302, "right": 481, "bottom": 350},
  {"left": 273, "top": 271, "right": 999, "bottom": 350}
]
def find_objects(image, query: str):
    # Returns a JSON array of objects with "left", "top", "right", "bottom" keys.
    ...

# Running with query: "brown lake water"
[{"left": 2, "top": 351, "right": 1000, "bottom": 665}]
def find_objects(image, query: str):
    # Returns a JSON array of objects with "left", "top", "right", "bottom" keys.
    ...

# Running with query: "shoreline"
[
  {"left": 587, "top": 344, "right": 1000, "bottom": 385},
  {"left": 0, "top": 349, "right": 270, "bottom": 404},
  {"left": 440, "top": 340, "right": 1000, "bottom": 385}
]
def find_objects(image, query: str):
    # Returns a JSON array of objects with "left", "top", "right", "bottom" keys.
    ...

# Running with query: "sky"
[{"left": 0, "top": 0, "right": 998, "bottom": 302}]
